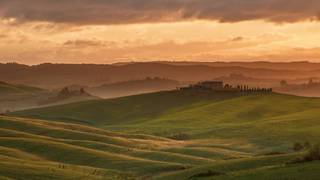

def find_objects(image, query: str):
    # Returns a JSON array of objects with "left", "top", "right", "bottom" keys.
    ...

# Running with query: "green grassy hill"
[
  {"left": 1, "top": 115, "right": 319, "bottom": 179},
  {"left": 3, "top": 90, "right": 320, "bottom": 179},
  {"left": 11, "top": 91, "right": 320, "bottom": 152},
  {"left": 154, "top": 153, "right": 320, "bottom": 180},
  {"left": 0, "top": 115, "right": 255, "bottom": 179}
]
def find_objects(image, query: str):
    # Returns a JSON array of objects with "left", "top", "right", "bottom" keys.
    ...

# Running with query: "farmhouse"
[
  {"left": 180, "top": 81, "right": 272, "bottom": 93},
  {"left": 180, "top": 81, "right": 224, "bottom": 91}
]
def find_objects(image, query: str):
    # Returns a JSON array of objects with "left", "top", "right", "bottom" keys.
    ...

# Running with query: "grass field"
[
  {"left": 0, "top": 115, "right": 258, "bottom": 179},
  {"left": 5, "top": 90, "right": 320, "bottom": 179},
  {"left": 155, "top": 153, "right": 320, "bottom": 180},
  {"left": 1, "top": 115, "right": 319, "bottom": 179},
  {"left": 11, "top": 91, "right": 320, "bottom": 152}
]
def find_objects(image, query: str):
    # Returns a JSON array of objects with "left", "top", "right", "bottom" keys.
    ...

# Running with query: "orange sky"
[{"left": 0, "top": 0, "right": 320, "bottom": 64}]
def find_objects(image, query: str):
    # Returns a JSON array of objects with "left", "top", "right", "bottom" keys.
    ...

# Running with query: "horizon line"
[{"left": 0, "top": 60, "right": 317, "bottom": 66}]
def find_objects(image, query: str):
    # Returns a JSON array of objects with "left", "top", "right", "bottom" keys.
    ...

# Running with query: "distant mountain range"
[
  {"left": 1, "top": 62, "right": 320, "bottom": 89},
  {"left": 160, "top": 61, "right": 320, "bottom": 71}
]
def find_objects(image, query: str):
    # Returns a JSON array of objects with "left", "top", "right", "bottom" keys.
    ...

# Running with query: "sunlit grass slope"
[
  {"left": 11, "top": 91, "right": 320, "bottom": 152},
  {"left": 11, "top": 91, "right": 239, "bottom": 125},
  {"left": 2, "top": 115, "right": 318, "bottom": 180},
  {"left": 0, "top": 115, "right": 253, "bottom": 179},
  {"left": 155, "top": 153, "right": 320, "bottom": 180}
]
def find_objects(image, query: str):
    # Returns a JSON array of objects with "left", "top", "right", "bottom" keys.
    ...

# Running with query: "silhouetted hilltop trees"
[
  {"left": 180, "top": 81, "right": 272, "bottom": 93},
  {"left": 58, "top": 87, "right": 90, "bottom": 98}
]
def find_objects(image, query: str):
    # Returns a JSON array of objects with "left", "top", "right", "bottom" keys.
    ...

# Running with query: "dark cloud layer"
[{"left": 0, "top": 0, "right": 319, "bottom": 25}]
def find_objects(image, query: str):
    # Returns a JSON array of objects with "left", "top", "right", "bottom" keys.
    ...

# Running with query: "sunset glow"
[{"left": 0, "top": 0, "right": 320, "bottom": 64}]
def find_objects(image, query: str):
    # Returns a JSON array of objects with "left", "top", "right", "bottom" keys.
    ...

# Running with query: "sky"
[{"left": 0, "top": 0, "right": 320, "bottom": 64}]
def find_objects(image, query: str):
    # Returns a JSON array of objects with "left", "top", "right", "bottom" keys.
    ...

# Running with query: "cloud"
[
  {"left": 63, "top": 40, "right": 119, "bottom": 49},
  {"left": 49, "top": 38, "right": 259, "bottom": 62},
  {"left": 0, "top": 0, "right": 319, "bottom": 25},
  {"left": 0, "top": 34, "right": 7, "bottom": 39},
  {"left": 231, "top": 36, "right": 245, "bottom": 42},
  {"left": 63, "top": 40, "right": 104, "bottom": 47}
]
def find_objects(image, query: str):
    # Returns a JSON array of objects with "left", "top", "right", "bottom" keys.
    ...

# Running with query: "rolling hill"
[
  {"left": 4, "top": 90, "right": 320, "bottom": 179},
  {"left": 0, "top": 82, "right": 98, "bottom": 113},
  {"left": 154, "top": 153, "right": 320, "bottom": 180},
  {"left": 0, "top": 82, "right": 48, "bottom": 113},
  {"left": 0, "top": 115, "right": 256, "bottom": 179},
  {"left": 1, "top": 62, "right": 318, "bottom": 89},
  {"left": 0, "top": 81, "right": 44, "bottom": 96},
  {"left": 10, "top": 90, "right": 320, "bottom": 152},
  {"left": 274, "top": 81, "right": 320, "bottom": 97},
  {"left": 1, "top": 115, "right": 319, "bottom": 179},
  {"left": 87, "top": 77, "right": 180, "bottom": 98}
]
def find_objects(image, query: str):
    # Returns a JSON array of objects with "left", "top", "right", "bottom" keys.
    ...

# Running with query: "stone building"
[{"left": 180, "top": 81, "right": 224, "bottom": 91}]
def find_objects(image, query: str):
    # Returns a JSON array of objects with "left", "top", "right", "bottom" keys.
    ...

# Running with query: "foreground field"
[
  {"left": 1, "top": 115, "right": 320, "bottom": 179},
  {"left": 1, "top": 115, "right": 319, "bottom": 179},
  {"left": 6, "top": 90, "right": 320, "bottom": 179},
  {"left": 12, "top": 91, "right": 320, "bottom": 152},
  {"left": 0, "top": 115, "right": 256, "bottom": 179},
  {"left": 155, "top": 154, "right": 320, "bottom": 180}
]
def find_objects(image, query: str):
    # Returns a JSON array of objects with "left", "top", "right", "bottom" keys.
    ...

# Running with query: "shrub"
[
  {"left": 190, "top": 170, "right": 224, "bottom": 178},
  {"left": 290, "top": 144, "right": 320, "bottom": 164},
  {"left": 304, "top": 141, "right": 311, "bottom": 150},
  {"left": 303, "top": 144, "right": 320, "bottom": 162},
  {"left": 263, "top": 151, "right": 286, "bottom": 156},
  {"left": 169, "top": 133, "right": 190, "bottom": 140},
  {"left": 293, "top": 142, "right": 304, "bottom": 152}
]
